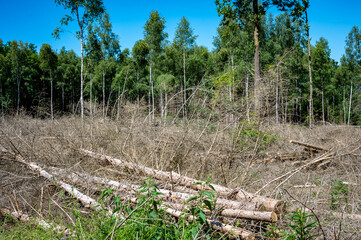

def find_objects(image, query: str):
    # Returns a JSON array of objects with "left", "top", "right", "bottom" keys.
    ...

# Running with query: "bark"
[
  {"left": 50, "top": 71, "right": 54, "bottom": 120},
  {"left": 76, "top": 8, "right": 84, "bottom": 123},
  {"left": 90, "top": 74, "right": 92, "bottom": 117},
  {"left": 348, "top": 80, "right": 353, "bottom": 125},
  {"left": 343, "top": 84, "right": 346, "bottom": 123},
  {"left": 103, "top": 70, "right": 105, "bottom": 118},
  {"left": 246, "top": 60, "right": 250, "bottom": 121},
  {"left": 322, "top": 83, "right": 325, "bottom": 125},
  {"left": 79, "top": 149, "right": 283, "bottom": 213},
  {"left": 183, "top": 48, "right": 187, "bottom": 118},
  {"left": 253, "top": 6, "right": 261, "bottom": 117},
  {"left": 276, "top": 62, "right": 279, "bottom": 124},
  {"left": 150, "top": 59, "right": 155, "bottom": 120},
  {"left": 306, "top": 10, "right": 313, "bottom": 128}
]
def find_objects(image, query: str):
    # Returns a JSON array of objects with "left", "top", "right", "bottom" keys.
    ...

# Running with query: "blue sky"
[{"left": 1, "top": 0, "right": 361, "bottom": 63}]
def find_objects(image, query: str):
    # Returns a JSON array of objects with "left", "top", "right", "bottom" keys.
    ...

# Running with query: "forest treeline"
[{"left": 0, "top": 0, "right": 360, "bottom": 125}]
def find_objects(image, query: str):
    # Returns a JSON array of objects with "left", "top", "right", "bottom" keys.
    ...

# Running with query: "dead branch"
[{"left": 290, "top": 140, "right": 328, "bottom": 152}]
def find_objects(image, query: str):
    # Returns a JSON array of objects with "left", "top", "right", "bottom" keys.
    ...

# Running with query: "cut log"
[
  {"left": 11, "top": 154, "right": 121, "bottom": 218},
  {"left": 290, "top": 140, "right": 327, "bottom": 152},
  {"left": 163, "top": 207, "right": 255, "bottom": 239},
  {"left": 0, "top": 208, "right": 73, "bottom": 236},
  {"left": 48, "top": 166, "right": 265, "bottom": 211},
  {"left": 163, "top": 202, "right": 277, "bottom": 222},
  {"left": 80, "top": 149, "right": 283, "bottom": 213}
]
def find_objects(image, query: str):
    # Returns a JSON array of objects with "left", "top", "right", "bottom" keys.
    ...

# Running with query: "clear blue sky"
[{"left": 1, "top": 0, "right": 360, "bottom": 63}]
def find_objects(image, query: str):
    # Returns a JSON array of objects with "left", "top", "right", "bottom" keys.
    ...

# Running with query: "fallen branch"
[{"left": 290, "top": 140, "right": 327, "bottom": 152}]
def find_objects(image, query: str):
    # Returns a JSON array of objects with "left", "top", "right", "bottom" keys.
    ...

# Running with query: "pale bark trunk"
[
  {"left": 246, "top": 61, "right": 250, "bottom": 121},
  {"left": 183, "top": 48, "right": 187, "bottom": 118},
  {"left": 61, "top": 83, "right": 64, "bottom": 113},
  {"left": 348, "top": 79, "right": 353, "bottom": 125},
  {"left": 17, "top": 74, "right": 20, "bottom": 115},
  {"left": 322, "top": 83, "right": 325, "bottom": 125},
  {"left": 80, "top": 35, "right": 84, "bottom": 122},
  {"left": 343, "top": 84, "right": 346, "bottom": 123},
  {"left": 50, "top": 71, "right": 53, "bottom": 120},
  {"left": 102, "top": 70, "right": 105, "bottom": 118},
  {"left": 90, "top": 74, "right": 92, "bottom": 117},
  {"left": 276, "top": 62, "right": 279, "bottom": 124},
  {"left": 253, "top": 0, "right": 261, "bottom": 117},
  {"left": 150, "top": 59, "right": 154, "bottom": 120},
  {"left": 306, "top": 10, "right": 313, "bottom": 128}
]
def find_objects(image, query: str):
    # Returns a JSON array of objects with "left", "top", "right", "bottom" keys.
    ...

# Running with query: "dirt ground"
[{"left": 0, "top": 110, "right": 360, "bottom": 239}]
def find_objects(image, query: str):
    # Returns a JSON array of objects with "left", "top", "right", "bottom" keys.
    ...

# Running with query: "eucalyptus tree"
[
  {"left": 216, "top": 0, "right": 296, "bottom": 117},
  {"left": 144, "top": 10, "right": 168, "bottom": 120},
  {"left": 53, "top": 0, "right": 105, "bottom": 122},
  {"left": 40, "top": 44, "right": 58, "bottom": 120},
  {"left": 174, "top": 17, "right": 197, "bottom": 117}
]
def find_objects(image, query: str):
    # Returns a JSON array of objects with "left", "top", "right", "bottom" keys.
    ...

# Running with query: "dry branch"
[
  {"left": 290, "top": 140, "right": 327, "bottom": 152},
  {"left": 80, "top": 149, "right": 283, "bottom": 213}
]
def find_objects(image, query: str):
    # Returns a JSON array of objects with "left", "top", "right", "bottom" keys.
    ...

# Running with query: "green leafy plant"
[{"left": 282, "top": 208, "right": 317, "bottom": 240}]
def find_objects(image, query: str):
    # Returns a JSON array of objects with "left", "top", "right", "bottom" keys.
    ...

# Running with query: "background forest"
[{"left": 0, "top": 0, "right": 360, "bottom": 126}]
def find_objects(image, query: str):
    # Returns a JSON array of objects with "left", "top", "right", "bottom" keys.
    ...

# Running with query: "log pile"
[{"left": 1, "top": 146, "right": 284, "bottom": 239}]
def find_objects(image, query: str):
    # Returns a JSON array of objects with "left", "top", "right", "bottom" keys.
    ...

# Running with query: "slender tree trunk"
[
  {"left": 80, "top": 34, "right": 84, "bottom": 122},
  {"left": 165, "top": 91, "right": 168, "bottom": 120},
  {"left": 322, "top": 82, "right": 325, "bottom": 125},
  {"left": 61, "top": 83, "right": 64, "bottom": 114},
  {"left": 0, "top": 79, "right": 3, "bottom": 117},
  {"left": 348, "top": 79, "right": 353, "bottom": 125},
  {"left": 230, "top": 54, "right": 235, "bottom": 102},
  {"left": 245, "top": 64, "right": 250, "bottom": 121},
  {"left": 343, "top": 84, "right": 346, "bottom": 123},
  {"left": 160, "top": 89, "right": 164, "bottom": 121},
  {"left": 306, "top": 10, "right": 313, "bottom": 128},
  {"left": 276, "top": 62, "right": 279, "bottom": 124},
  {"left": 17, "top": 73, "right": 20, "bottom": 115},
  {"left": 50, "top": 71, "right": 54, "bottom": 121},
  {"left": 150, "top": 60, "right": 155, "bottom": 120},
  {"left": 253, "top": 0, "right": 261, "bottom": 117},
  {"left": 295, "top": 78, "right": 299, "bottom": 123},
  {"left": 103, "top": 70, "right": 105, "bottom": 118},
  {"left": 90, "top": 74, "right": 92, "bottom": 117},
  {"left": 183, "top": 48, "right": 187, "bottom": 119}
]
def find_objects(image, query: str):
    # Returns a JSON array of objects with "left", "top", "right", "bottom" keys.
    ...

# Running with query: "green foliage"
[
  {"left": 281, "top": 208, "right": 317, "bottom": 240},
  {"left": 329, "top": 179, "right": 349, "bottom": 210},
  {"left": 233, "top": 120, "right": 278, "bottom": 152}
]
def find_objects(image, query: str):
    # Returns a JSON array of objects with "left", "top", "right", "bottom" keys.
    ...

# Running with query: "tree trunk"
[
  {"left": 89, "top": 74, "right": 92, "bottom": 117},
  {"left": 0, "top": 78, "right": 3, "bottom": 117},
  {"left": 245, "top": 57, "right": 250, "bottom": 121},
  {"left": 80, "top": 33, "right": 84, "bottom": 122},
  {"left": 102, "top": 70, "right": 105, "bottom": 118},
  {"left": 50, "top": 71, "right": 54, "bottom": 121},
  {"left": 306, "top": 10, "right": 313, "bottom": 128},
  {"left": 276, "top": 62, "right": 279, "bottom": 124},
  {"left": 348, "top": 79, "right": 353, "bottom": 125},
  {"left": 61, "top": 83, "right": 65, "bottom": 114},
  {"left": 230, "top": 54, "right": 235, "bottom": 102},
  {"left": 253, "top": 0, "right": 261, "bottom": 117},
  {"left": 322, "top": 82, "right": 325, "bottom": 125},
  {"left": 183, "top": 48, "right": 187, "bottom": 119},
  {"left": 150, "top": 58, "right": 155, "bottom": 120},
  {"left": 17, "top": 75, "right": 20, "bottom": 115},
  {"left": 343, "top": 84, "right": 346, "bottom": 123}
]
